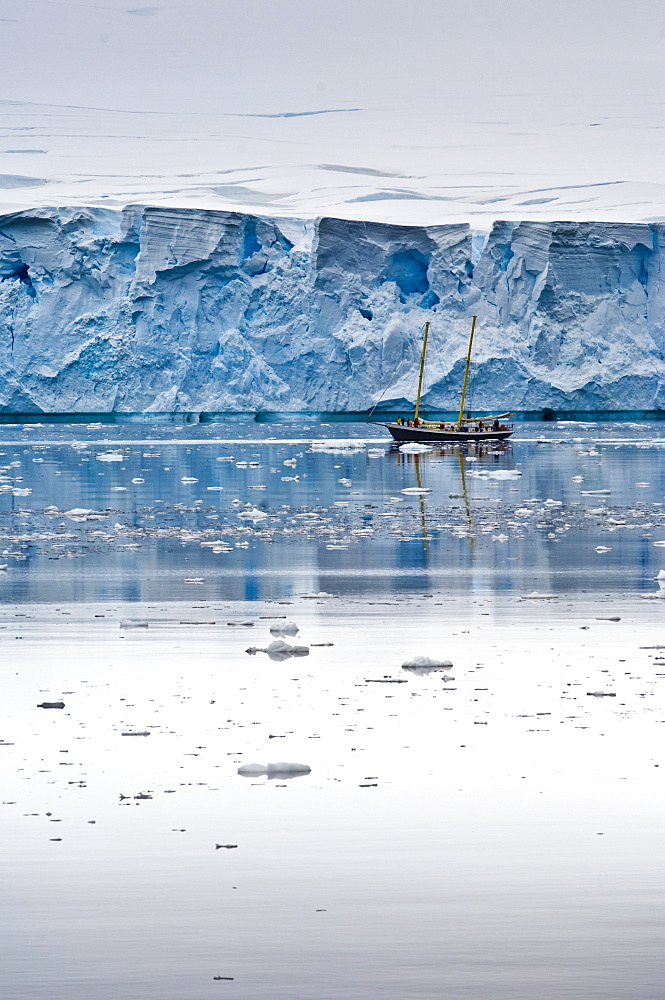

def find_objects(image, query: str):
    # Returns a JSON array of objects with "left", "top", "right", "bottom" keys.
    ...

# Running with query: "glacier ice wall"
[{"left": 0, "top": 204, "right": 664, "bottom": 412}]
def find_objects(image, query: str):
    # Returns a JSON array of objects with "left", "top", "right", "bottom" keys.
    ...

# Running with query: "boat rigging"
[{"left": 380, "top": 316, "right": 514, "bottom": 443}]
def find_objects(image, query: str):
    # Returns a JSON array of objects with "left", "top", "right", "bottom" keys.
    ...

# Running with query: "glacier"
[{"left": 0, "top": 204, "right": 664, "bottom": 413}]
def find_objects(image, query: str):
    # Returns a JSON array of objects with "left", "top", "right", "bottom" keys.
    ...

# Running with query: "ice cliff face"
[{"left": 0, "top": 205, "right": 663, "bottom": 412}]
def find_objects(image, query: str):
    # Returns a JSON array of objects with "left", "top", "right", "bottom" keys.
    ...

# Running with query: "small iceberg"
[
  {"left": 237, "top": 762, "right": 311, "bottom": 778},
  {"left": 246, "top": 639, "right": 309, "bottom": 660},
  {"left": 402, "top": 655, "right": 453, "bottom": 671},
  {"left": 401, "top": 487, "right": 432, "bottom": 495},
  {"left": 269, "top": 621, "right": 299, "bottom": 636},
  {"left": 520, "top": 591, "right": 557, "bottom": 600},
  {"left": 402, "top": 656, "right": 454, "bottom": 680}
]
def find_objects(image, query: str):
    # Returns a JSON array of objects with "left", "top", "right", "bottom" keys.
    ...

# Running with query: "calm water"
[{"left": 2, "top": 421, "right": 665, "bottom": 998}]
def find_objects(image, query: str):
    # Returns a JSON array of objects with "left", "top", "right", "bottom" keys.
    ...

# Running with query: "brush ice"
[
  {"left": 399, "top": 444, "right": 433, "bottom": 454},
  {"left": 3, "top": 208, "right": 665, "bottom": 412}
]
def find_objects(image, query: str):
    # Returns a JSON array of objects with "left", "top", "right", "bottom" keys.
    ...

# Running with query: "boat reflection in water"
[{"left": 395, "top": 439, "right": 514, "bottom": 559}]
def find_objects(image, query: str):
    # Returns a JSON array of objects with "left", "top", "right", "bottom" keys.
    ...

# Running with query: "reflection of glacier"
[{"left": 1, "top": 205, "right": 664, "bottom": 412}]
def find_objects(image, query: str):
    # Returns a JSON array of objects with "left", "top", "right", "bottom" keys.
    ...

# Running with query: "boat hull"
[{"left": 383, "top": 422, "right": 513, "bottom": 443}]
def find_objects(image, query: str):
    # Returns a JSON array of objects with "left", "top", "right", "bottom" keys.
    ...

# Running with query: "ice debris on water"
[
  {"left": 237, "top": 762, "right": 311, "bottom": 777},
  {"left": 37, "top": 701, "right": 65, "bottom": 709},
  {"left": 520, "top": 591, "right": 558, "bottom": 600},
  {"left": 96, "top": 450, "right": 124, "bottom": 462},
  {"left": 402, "top": 656, "right": 453, "bottom": 670},
  {"left": 399, "top": 443, "right": 432, "bottom": 453},
  {"left": 269, "top": 621, "right": 299, "bottom": 636},
  {"left": 237, "top": 506, "right": 268, "bottom": 522},
  {"left": 401, "top": 487, "right": 432, "bottom": 495},
  {"left": 246, "top": 639, "right": 309, "bottom": 659},
  {"left": 595, "top": 546, "right": 612, "bottom": 554},
  {"left": 311, "top": 440, "right": 365, "bottom": 454}
]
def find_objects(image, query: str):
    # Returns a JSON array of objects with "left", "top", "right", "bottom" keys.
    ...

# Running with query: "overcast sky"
[{"left": 2, "top": 0, "right": 664, "bottom": 114}]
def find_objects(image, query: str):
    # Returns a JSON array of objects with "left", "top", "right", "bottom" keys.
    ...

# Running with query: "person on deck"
[{"left": 492, "top": 419, "right": 500, "bottom": 431}]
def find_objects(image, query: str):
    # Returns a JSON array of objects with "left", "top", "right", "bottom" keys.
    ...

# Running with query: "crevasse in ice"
[{"left": 0, "top": 205, "right": 663, "bottom": 412}]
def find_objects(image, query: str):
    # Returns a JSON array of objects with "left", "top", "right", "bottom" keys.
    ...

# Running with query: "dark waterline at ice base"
[{"left": 2, "top": 419, "right": 665, "bottom": 999}]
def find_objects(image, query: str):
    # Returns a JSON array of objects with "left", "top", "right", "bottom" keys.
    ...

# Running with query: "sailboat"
[{"left": 381, "top": 315, "right": 514, "bottom": 443}]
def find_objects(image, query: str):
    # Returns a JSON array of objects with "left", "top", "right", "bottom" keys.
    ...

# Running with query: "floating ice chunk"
[
  {"left": 181, "top": 476, "right": 198, "bottom": 483},
  {"left": 595, "top": 546, "right": 612, "bottom": 553},
  {"left": 653, "top": 541, "right": 665, "bottom": 548},
  {"left": 487, "top": 469, "right": 521, "bottom": 480},
  {"left": 520, "top": 591, "right": 557, "bottom": 599},
  {"left": 401, "top": 487, "right": 432, "bottom": 495},
  {"left": 96, "top": 450, "right": 124, "bottom": 462},
  {"left": 63, "top": 508, "right": 107, "bottom": 521},
  {"left": 571, "top": 475, "right": 584, "bottom": 482},
  {"left": 283, "top": 458, "right": 297, "bottom": 467},
  {"left": 302, "top": 591, "right": 333, "bottom": 598},
  {"left": 586, "top": 691, "right": 616, "bottom": 698},
  {"left": 247, "top": 639, "right": 309, "bottom": 660},
  {"left": 399, "top": 443, "right": 432, "bottom": 453},
  {"left": 237, "top": 507, "right": 268, "bottom": 522},
  {"left": 131, "top": 477, "right": 144, "bottom": 484},
  {"left": 12, "top": 488, "right": 31, "bottom": 496},
  {"left": 311, "top": 440, "right": 365, "bottom": 453},
  {"left": 119, "top": 620, "right": 149, "bottom": 628},
  {"left": 184, "top": 577, "right": 205, "bottom": 584},
  {"left": 237, "top": 762, "right": 311, "bottom": 777},
  {"left": 581, "top": 489, "right": 611, "bottom": 495},
  {"left": 402, "top": 655, "right": 453, "bottom": 670},
  {"left": 270, "top": 621, "right": 299, "bottom": 636},
  {"left": 367, "top": 448, "right": 387, "bottom": 458},
  {"left": 655, "top": 570, "right": 665, "bottom": 579},
  {"left": 492, "top": 533, "right": 509, "bottom": 542}
]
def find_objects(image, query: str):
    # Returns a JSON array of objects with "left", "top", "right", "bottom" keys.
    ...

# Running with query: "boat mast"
[
  {"left": 456, "top": 314, "right": 477, "bottom": 428},
  {"left": 414, "top": 320, "right": 430, "bottom": 422}
]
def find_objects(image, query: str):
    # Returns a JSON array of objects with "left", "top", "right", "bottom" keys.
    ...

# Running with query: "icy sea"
[{"left": 2, "top": 419, "right": 665, "bottom": 1000}]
